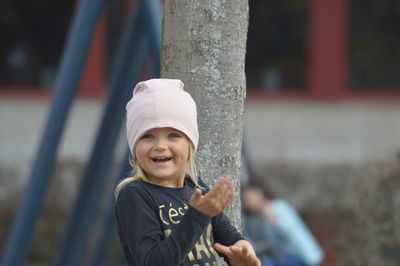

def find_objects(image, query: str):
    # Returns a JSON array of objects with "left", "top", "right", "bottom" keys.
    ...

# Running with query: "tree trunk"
[{"left": 160, "top": 0, "right": 249, "bottom": 232}]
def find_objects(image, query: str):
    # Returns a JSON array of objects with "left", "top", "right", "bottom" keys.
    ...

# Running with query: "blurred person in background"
[{"left": 242, "top": 183, "right": 324, "bottom": 266}]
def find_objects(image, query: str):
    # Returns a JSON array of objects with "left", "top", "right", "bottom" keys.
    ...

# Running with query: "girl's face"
[{"left": 134, "top": 127, "right": 190, "bottom": 187}]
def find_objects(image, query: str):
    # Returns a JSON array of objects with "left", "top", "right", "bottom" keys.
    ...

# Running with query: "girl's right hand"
[
  {"left": 190, "top": 176, "right": 234, "bottom": 217},
  {"left": 214, "top": 240, "right": 261, "bottom": 266}
]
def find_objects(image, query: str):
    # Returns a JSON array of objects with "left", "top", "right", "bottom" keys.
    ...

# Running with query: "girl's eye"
[
  {"left": 168, "top": 132, "right": 182, "bottom": 138},
  {"left": 141, "top": 134, "right": 153, "bottom": 139}
]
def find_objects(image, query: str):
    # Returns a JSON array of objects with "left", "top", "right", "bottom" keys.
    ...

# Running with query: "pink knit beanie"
[{"left": 126, "top": 78, "right": 198, "bottom": 158}]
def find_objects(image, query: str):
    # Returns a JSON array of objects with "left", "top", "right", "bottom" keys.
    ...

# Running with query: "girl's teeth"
[{"left": 152, "top": 157, "right": 171, "bottom": 162}]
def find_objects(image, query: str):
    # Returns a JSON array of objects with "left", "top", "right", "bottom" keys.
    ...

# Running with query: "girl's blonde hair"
[{"left": 114, "top": 144, "right": 198, "bottom": 200}]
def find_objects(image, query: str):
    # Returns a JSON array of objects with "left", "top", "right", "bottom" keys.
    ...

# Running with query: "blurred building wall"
[{"left": 245, "top": 101, "right": 400, "bottom": 166}]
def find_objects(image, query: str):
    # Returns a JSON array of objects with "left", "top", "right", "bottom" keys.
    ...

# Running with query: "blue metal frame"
[
  {"left": 89, "top": 149, "right": 131, "bottom": 266},
  {"left": 1, "top": 0, "right": 162, "bottom": 265},
  {"left": 141, "top": 0, "right": 163, "bottom": 75},
  {"left": 54, "top": 8, "right": 152, "bottom": 266},
  {"left": 1, "top": 0, "right": 106, "bottom": 265}
]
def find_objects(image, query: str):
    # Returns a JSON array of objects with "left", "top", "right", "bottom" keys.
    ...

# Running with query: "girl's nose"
[{"left": 154, "top": 137, "right": 167, "bottom": 150}]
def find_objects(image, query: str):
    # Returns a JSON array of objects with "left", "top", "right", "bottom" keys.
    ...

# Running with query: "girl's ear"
[{"left": 129, "top": 152, "right": 136, "bottom": 167}]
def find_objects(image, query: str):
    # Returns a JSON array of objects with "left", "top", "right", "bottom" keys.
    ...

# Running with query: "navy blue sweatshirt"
[{"left": 115, "top": 178, "right": 244, "bottom": 266}]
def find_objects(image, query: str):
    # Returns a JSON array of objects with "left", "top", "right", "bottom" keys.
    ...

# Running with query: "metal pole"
[
  {"left": 0, "top": 0, "right": 106, "bottom": 265},
  {"left": 54, "top": 7, "right": 151, "bottom": 266},
  {"left": 140, "top": 0, "right": 162, "bottom": 75},
  {"left": 89, "top": 2, "right": 163, "bottom": 263},
  {"left": 89, "top": 149, "right": 130, "bottom": 266},
  {"left": 90, "top": 27, "right": 161, "bottom": 264}
]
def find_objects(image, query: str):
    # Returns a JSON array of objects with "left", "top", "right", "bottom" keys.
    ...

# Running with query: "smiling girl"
[{"left": 115, "top": 79, "right": 260, "bottom": 266}]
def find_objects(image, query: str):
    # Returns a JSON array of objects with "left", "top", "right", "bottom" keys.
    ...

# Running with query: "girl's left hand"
[{"left": 214, "top": 240, "right": 261, "bottom": 266}]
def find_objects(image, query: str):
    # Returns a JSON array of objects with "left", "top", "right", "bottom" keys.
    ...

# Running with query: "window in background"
[
  {"left": 246, "top": 0, "right": 309, "bottom": 92},
  {"left": 0, "top": 0, "right": 73, "bottom": 87},
  {"left": 349, "top": 0, "right": 400, "bottom": 91}
]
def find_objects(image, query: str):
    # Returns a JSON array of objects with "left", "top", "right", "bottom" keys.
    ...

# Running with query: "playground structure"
[{"left": 1, "top": 0, "right": 162, "bottom": 265}]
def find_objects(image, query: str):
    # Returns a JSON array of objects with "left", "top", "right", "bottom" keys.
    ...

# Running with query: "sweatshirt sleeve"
[
  {"left": 196, "top": 177, "right": 245, "bottom": 246},
  {"left": 115, "top": 186, "right": 211, "bottom": 266},
  {"left": 212, "top": 212, "right": 245, "bottom": 246}
]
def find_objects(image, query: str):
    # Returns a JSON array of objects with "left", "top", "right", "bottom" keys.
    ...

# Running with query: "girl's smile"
[{"left": 135, "top": 127, "right": 190, "bottom": 187}]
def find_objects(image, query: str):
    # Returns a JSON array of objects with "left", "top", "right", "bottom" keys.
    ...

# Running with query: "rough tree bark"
[{"left": 160, "top": 0, "right": 249, "bottom": 232}]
